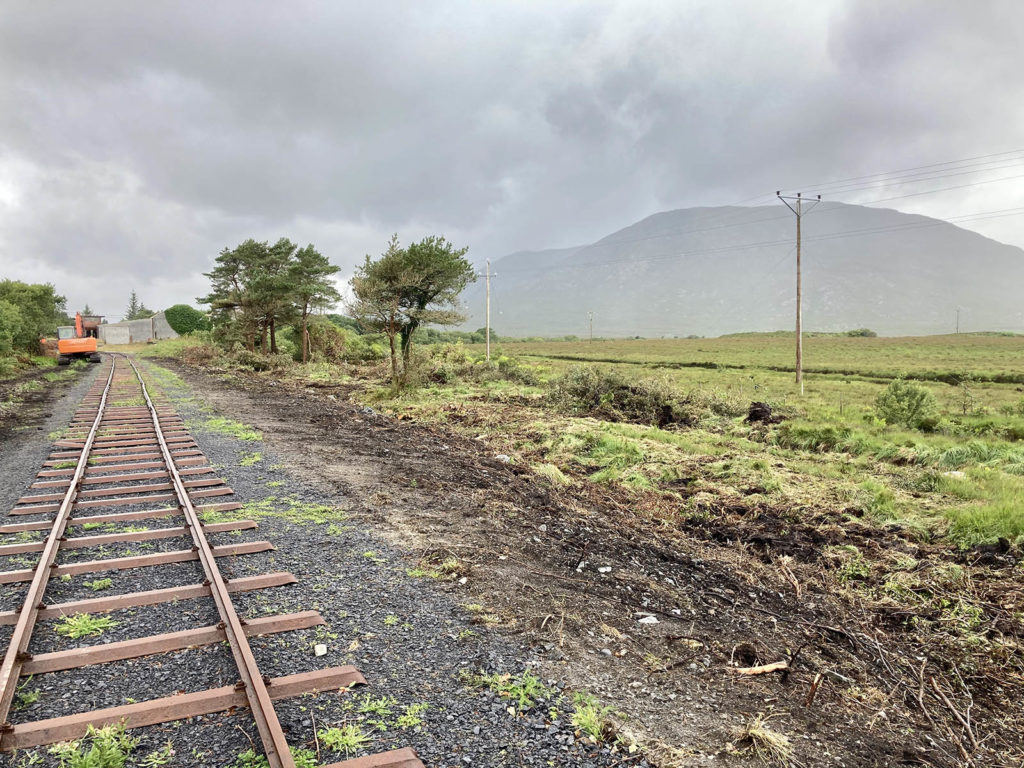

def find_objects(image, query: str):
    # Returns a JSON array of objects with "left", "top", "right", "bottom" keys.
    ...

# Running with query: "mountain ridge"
[{"left": 461, "top": 203, "right": 1024, "bottom": 337}]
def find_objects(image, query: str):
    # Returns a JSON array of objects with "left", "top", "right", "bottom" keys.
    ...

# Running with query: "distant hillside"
[{"left": 461, "top": 203, "right": 1024, "bottom": 337}]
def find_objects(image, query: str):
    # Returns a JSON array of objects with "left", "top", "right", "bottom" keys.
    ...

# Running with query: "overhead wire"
[
  {"left": 780, "top": 147, "right": 1024, "bottom": 194},
  {"left": 479, "top": 148, "right": 1024, "bottom": 332},
  {"left": 494, "top": 202, "right": 1024, "bottom": 275},
  {"left": 490, "top": 146, "right": 1024, "bottom": 275}
]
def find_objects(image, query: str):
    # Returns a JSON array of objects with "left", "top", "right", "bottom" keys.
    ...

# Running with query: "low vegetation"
[
  {"left": 146, "top": 331, "right": 1024, "bottom": 551},
  {"left": 318, "top": 724, "right": 371, "bottom": 756},
  {"left": 55, "top": 614, "right": 117, "bottom": 639},
  {"left": 142, "top": 327, "right": 1024, "bottom": 763},
  {"left": 43, "top": 724, "right": 174, "bottom": 768}
]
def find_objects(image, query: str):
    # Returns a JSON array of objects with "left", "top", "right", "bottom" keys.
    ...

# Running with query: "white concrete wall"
[
  {"left": 99, "top": 324, "right": 131, "bottom": 345},
  {"left": 98, "top": 312, "right": 179, "bottom": 345},
  {"left": 151, "top": 312, "right": 177, "bottom": 339}
]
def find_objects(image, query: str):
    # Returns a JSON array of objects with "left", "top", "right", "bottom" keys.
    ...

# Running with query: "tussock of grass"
[
  {"left": 730, "top": 715, "right": 793, "bottom": 767},
  {"left": 48, "top": 724, "right": 139, "bottom": 766},
  {"left": 318, "top": 724, "right": 371, "bottom": 756},
  {"left": 396, "top": 702, "right": 429, "bottom": 729},
  {"left": 533, "top": 462, "right": 571, "bottom": 486},
  {"left": 570, "top": 691, "right": 616, "bottom": 742}
]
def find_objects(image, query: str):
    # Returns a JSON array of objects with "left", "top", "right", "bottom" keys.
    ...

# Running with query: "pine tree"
[
  {"left": 290, "top": 244, "right": 340, "bottom": 362},
  {"left": 125, "top": 291, "right": 154, "bottom": 320}
]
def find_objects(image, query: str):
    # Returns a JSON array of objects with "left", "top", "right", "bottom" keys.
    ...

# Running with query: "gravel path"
[{"left": 0, "top": 359, "right": 648, "bottom": 768}]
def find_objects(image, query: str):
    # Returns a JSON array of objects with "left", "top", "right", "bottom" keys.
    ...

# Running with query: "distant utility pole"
[
  {"left": 777, "top": 191, "right": 821, "bottom": 394},
  {"left": 956, "top": 307, "right": 961, "bottom": 334},
  {"left": 588, "top": 311, "right": 594, "bottom": 342},
  {"left": 485, "top": 259, "right": 493, "bottom": 361}
]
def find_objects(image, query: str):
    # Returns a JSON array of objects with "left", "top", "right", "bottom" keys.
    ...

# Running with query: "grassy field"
[
  {"left": 424, "top": 333, "right": 1024, "bottom": 549},
  {"left": 135, "top": 331, "right": 1024, "bottom": 547},
  {"left": 496, "top": 332, "right": 1024, "bottom": 382}
]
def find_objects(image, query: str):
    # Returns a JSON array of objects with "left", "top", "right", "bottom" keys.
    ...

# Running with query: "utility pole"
[
  {"left": 588, "top": 311, "right": 594, "bottom": 343},
  {"left": 956, "top": 307, "right": 960, "bottom": 334},
  {"left": 485, "top": 259, "right": 492, "bottom": 361},
  {"left": 777, "top": 191, "right": 821, "bottom": 394}
]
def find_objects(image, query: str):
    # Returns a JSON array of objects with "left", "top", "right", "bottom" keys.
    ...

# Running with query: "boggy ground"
[{"left": 153, "top": 358, "right": 1024, "bottom": 768}]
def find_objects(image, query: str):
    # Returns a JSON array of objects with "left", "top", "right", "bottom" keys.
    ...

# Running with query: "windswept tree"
[
  {"left": 348, "top": 234, "right": 474, "bottom": 388},
  {"left": 200, "top": 238, "right": 297, "bottom": 352},
  {"left": 289, "top": 244, "right": 340, "bottom": 363},
  {"left": 200, "top": 239, "right": 264, "bottom": 350},
  {"left": 200, "top": 238, "right": 339, "bottom": 355}
]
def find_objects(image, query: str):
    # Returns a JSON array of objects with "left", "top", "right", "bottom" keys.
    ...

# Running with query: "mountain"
[{"left": 461, "top": 203, "right": 1024, "bottom": 337}]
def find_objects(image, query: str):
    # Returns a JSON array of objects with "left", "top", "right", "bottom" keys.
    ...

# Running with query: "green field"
[
  {"left": 495, "top": 332, "right": 1024, "bottom": 381},
  {"left": 142, "top": 331, "right": 1024, "bottom": 548},
  {"left": 431, "top": 332, "right": 1024, "bottom": 548}
]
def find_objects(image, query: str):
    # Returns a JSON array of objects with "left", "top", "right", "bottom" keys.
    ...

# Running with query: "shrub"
[
  {"left": 302, "top": 318, "right": 348, "bottom": 362},
  {"left": 547, "top": 365, "right": 743, "bottom": 427},
  {"left": 875, "top": 379, "right": 939, "bottom": 429},
  {"left": 406, "top": 345, "right": 537, "bottom": 387},
  {"left": 180, "top": 340, "right": 223, "bottom": 366},
  {"left": 548, "top": 366, "right": 676, "bottom": 425},
  {"left": 345, "top": 332, "right": 388, "bottom": 362},
  {"left": 845, "top": 328, "right": 878, "bottom": 337},
  {"left": 230, "top": 350, "right": 292, "bottom": 372},
  {"left": 164, "top": 304, "right": 211, "bottom": 335}
]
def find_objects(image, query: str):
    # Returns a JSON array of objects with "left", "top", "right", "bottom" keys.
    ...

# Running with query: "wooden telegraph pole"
[
  {"left": 485, "top": 259, "right": 492, "bottom": 361},
  {"left": 777, "top": 191, "right": 821, "bottom": 394}
]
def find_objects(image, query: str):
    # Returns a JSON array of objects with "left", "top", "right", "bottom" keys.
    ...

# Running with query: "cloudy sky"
[{"left": 1, "top": 1, "right": 1023, "bottom": 320}]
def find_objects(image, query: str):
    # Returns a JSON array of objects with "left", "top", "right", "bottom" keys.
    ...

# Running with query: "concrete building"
[{"left": 98, "top": 311, "right": 179, "bottom": 345}]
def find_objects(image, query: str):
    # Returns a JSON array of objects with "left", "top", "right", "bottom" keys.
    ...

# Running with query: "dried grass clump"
[{"left": 729, "top": 714, "right": 794, "bottom": 767}]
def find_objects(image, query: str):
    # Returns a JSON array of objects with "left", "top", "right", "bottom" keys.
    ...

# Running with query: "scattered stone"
[{"left": 314, "top": 643, "right": 328, "bottom": 657}]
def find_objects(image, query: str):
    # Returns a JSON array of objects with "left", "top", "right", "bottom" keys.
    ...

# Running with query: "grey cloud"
[{"left": 0, "top": 0, "right": 1022, "bottom": 316}]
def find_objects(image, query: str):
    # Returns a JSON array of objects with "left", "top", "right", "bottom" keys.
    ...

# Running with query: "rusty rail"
[
  {"left": 0, "top": 355, "right": 424, "bottom": 767},
  {"left": 0, "top": 354, "right": 116, "bottom": 726}
]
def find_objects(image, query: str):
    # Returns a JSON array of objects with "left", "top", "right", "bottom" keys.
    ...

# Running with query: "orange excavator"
[{"left": 52, "top": 313, "right": 103, "bottom": 365}]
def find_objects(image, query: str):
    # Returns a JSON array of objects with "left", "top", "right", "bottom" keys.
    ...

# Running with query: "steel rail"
[
  {"left": 125, "top": 356, "right": 298, "bottom": 768},
  {"left": 0, "top": 356, "right": 117, "bottom": 729}
]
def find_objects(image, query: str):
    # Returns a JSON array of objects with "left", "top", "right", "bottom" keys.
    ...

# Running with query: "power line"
[
  {"left": 493, "top": 202, "right": 1024, "bottom": 275},
  {"left": 489, "top": 149, "right": 1024, "bottom": 265},
  {"left": 781, "top": 147, "right": 1024, "bottom": 194}
]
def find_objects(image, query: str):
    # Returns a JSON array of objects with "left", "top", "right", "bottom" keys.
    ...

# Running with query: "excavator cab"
[{"left": 55, "top": 313, "right": 102, "bottom": 365}]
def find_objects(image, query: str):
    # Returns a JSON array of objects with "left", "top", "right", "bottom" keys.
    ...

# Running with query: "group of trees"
[
  {"left": 200, "top": 233, "right": 475, "bottom": 385},
  {"left": 0, "top": 280, "right": 67, "bottom": 356},
  {"left": 200, "top": 238, "right": 340, "bottom": 363}
]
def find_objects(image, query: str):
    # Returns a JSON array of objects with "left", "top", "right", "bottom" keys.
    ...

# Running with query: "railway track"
[{"left": 0, "top": 354, "right": 423, "bottom": 767}]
